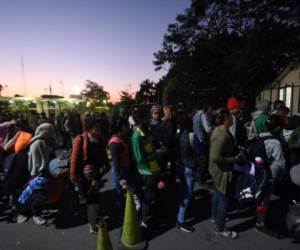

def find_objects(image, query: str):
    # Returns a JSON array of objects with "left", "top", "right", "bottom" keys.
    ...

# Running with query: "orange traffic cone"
[
  {"left": 119, "top": 188, "right": 147, "bottom": 250},
  {"left": 97, "top": 219, "right": 113, "bottom": 250}
]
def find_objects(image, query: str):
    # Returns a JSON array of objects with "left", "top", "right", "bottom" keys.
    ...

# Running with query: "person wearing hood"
[
  {"left": 149, "top": 105, "right": 164, "bottom": 149},
  {"left": 247, "top": 100, "right": 271, "bottom": 141},
  {"left": 17, "top": 123, "right": 56, "bottom": 226},
  {"left": 28, "top": 123, "right": 56, "bottom": 177}
]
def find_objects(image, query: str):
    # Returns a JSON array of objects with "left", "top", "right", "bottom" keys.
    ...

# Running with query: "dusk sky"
[{"left": 0, "top": 0, "right": 190, "bottom": 102}]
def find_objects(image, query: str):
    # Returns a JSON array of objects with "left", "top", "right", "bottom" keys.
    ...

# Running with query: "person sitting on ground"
[
  {"left": 17, "top": 123, "right": 56, "bottom": 226},
  {"left": 3, "top": 118, "right": 33, "bottom": 154}
]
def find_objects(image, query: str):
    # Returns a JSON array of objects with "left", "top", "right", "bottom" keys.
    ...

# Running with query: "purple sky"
[{"left": 0, "top": 0, "right": 190, "bottom": 101}]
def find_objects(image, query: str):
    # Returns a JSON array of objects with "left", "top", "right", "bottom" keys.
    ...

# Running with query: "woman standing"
[
  {"left": 209, "top": 108, "right": 243, "bottom": 239},
  {"left": 70, "top": 118, "right": 110, "bottom": 234}
]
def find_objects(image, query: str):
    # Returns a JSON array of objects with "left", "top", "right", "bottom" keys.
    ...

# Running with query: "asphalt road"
[{"left": 0, "top": 170, "right": 299, "bottom": 250}]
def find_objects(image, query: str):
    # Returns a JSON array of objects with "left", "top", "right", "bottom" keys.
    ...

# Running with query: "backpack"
[{"left": 246, "top": 136, "right": 273, "bottom": 165}]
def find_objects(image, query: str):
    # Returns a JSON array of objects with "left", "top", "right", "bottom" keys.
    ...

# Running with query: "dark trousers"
[
  {"left": 141, "top": 175, "right": 159, "bottom": 223},
  {"left": 19, "top": 190, "right": 47, "bottom": 217},
  {"left": 211, "top": 189, "right": 229, "bottom": 232}
]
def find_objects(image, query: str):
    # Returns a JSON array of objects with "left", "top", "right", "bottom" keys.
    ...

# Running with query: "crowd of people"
[{"left": 0, "top": 97, "right": 300, "bottom": 241}]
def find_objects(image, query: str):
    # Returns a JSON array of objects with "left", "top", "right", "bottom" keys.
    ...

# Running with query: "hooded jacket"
[
  {"left": 28, "top": 123, "right": 56, "bottom": 176},
  {"left": 260, "top": 132, "right": 286, "bottom": 178},
  {"left": 246, "top": 110, "right": 269, "bottom": 140}
]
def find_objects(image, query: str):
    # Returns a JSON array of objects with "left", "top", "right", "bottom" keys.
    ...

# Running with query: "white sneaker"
[
  {"left": 33, "top": 216, "right": 46, "bottom": 225},
  {"left": 17, "top": 214, "right": 29, "bottom": 224},
  {"left": 141, "top": 221, "right": 148, "bottom": 228}
]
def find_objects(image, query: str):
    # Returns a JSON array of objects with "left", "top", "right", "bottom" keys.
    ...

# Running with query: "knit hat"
[
  {"left": 227, "top": 97, "right": 240, "bottom": 110},
  {"left": 256, "top": 100, "right": 271, "bottom": 113},
  {"left": 151, "top": 104, "right": 162, "bottom": 114},
  {"left": 84, "top": 164, "right": 95, "bottom": 178}
]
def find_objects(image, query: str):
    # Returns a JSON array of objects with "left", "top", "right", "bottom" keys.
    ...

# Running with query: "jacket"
[
  {"left": 70, "top": 132, "right": 108, "bottom": 183},
  {"left": 131, "top": 127, "right": 160, "bottom": 175},
  {"left": 179, "top": 129, "right": 195, "bottom": 169},
  {"left": 260, "top": 132, "right": 286, "bottom": 178},
  {"left": 28, "top": 123, "right": 55, "bottom": 177},
  {"left": 193, "top": 110, "right": 212, "bottom": 142},
  {"left": 209, "top": 126, "right": 236, "bottom": 194}
]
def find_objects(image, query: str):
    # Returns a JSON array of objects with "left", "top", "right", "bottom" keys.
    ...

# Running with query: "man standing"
[{"left": 131, "top": 108, "right": 162, "bottom": 228}]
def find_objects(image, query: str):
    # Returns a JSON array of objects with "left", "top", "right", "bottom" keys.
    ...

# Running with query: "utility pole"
[
  {"left": 59, "top": 81, "right": 64, "bottom": 97},
  {"left": 21, "top": 54, "right": 26, "bottom": 96},
  {"left": 49, "top": 82, "right": 53, "bottom": 95}
]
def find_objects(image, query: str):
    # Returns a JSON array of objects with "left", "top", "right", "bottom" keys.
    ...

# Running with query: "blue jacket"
[{"left": 18, "top": 177, "right": 49, "bottom": 204}]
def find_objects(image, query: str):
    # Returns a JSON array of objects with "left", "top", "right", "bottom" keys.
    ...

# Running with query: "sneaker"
[
  {"left": 17, "top": 214, "right": 29, "bottom": 224},
  {"left": 89, "top": 224, "right": 98, "bottom": 234},
  {"left": 215, "top": 230, "right": 238, "bottom": 239},
  {"left": 78, "top": 195, "right": 87, "bottom": 205},
  {"left": 141, "top": 221, "right": 148, "bottom": 228},
  {"left": 33, "top": 216, "right": 47, "bottom": 226},
  {"left": 176, "top": 222, "right": 195, "bottom": 233}
]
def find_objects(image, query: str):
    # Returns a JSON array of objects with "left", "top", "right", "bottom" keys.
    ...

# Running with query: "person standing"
[
  {"left": 109, "top": 123, "right": 141, "bottom": 218},
  {"left": 192, "top": 100, "right": 213, "bottom": 186},
  {"left": 149, "top": 104, "right": 164, "bottom": 149},
  {"left": 209, "top": 108, "right": 243, "bottom": 239},
  {"left": 70, "top": 118, "right": 110, "bottom": 233},
  {"left": 176, "top": 112, "right": 196, "bottom": 233},
  {"left": 131, "top": 108, "right": 162, "bottom": 228}
]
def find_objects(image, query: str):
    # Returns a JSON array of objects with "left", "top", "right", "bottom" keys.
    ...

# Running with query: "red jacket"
[{"left": 70, "top": 132, "right": 109, "bottom": 183}]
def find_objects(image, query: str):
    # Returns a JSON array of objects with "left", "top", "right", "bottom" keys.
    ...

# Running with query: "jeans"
[
  {"left": 177, "top": 167, "right": 194, "bottom": 223},
  {"left": 211, "top": 189, "right": 228, "bottom": 232},
  {"left": 111, "top": 166, "right": 140, "bottom": 215}
]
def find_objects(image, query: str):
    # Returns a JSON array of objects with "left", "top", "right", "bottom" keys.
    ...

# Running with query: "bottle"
[{"left": 254, "top": 157, "right": 264, "bottom": 167}]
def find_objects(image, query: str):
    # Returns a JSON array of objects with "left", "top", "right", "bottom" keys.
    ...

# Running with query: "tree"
[
  {"left": 81, "top": 80, "right": 110, "bottom": 108},
  {"left": 0, "top": 84, "right": 3, "bottom": 97},
  {"left": 135, "top": 79, "right": 158, "bottom": 104},
  {"left": 119, "top": 90, "right": 136, "bottom": 107},
  {"left": 154, "top": 0, "right": 300, "bottom": 106}
]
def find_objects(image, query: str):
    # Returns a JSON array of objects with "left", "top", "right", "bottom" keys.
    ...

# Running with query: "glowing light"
[{"left": 72, "top": 86, "right": 81, "bottom": 95}]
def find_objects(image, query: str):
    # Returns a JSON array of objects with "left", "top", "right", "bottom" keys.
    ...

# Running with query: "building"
[
  {"left": 259, "top": 63, "right": 300, "bottom": 116},
  {"left": 0, "top": 95, "right": 108, "bottom": 116}
]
